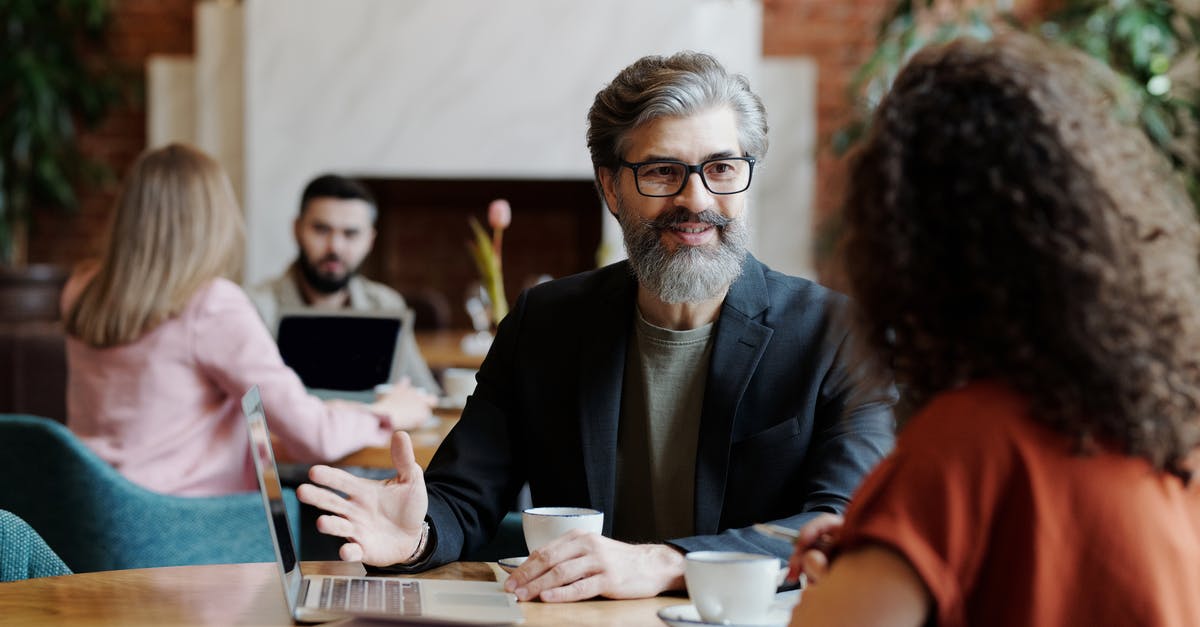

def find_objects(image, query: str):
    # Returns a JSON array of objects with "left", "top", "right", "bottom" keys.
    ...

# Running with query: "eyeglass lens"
[{"left": 635, "top": 159, "right": 752, "bottom": 196}]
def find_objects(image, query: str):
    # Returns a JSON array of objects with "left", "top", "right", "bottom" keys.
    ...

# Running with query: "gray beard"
[{"left": 617, "top": 200, "right": 748, "bottom": 304}]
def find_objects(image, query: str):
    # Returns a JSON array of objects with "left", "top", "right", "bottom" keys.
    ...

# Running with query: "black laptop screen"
[{"left": 276, "top": 315, "right": 401, "bottom": 391}]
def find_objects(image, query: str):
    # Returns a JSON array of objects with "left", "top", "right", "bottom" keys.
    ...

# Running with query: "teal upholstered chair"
[
  {"left": 0, "top": 414, "right": 299, "bottom": 573},
  {"left": 0, "top": 509, "right": 71, "bottom": 581}
]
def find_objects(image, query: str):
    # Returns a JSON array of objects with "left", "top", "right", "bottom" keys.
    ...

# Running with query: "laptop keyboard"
[{"left": 311, "top": 577, "right": 422, "bottom": 615}]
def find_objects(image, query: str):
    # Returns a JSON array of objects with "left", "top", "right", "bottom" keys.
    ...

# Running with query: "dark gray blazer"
[{"left": 416, "top": 255, "right": 896, "bottom": 567}]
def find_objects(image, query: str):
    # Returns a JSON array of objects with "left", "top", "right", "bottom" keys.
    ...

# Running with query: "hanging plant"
[
  {"left": 1040, "top": 0, "right": 1199, "bottom": 206},
  {"left": 838, "top": 0, "right": 1200, "bottom": 210}
]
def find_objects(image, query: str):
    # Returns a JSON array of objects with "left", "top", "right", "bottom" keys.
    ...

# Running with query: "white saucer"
[
  {"left": 657, "top": 603, "right": 791, "bottom": 627},
  {"left": 496, "top": 556, "right": 527, "bottom": 573}
]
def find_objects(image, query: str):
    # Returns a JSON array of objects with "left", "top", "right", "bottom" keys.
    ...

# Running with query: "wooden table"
[
  {"left": 416, "top": 329, "right": 488, "bottom": 371},
  {"left": 0, "top": 561, "right": 681, "bottom": 626}
]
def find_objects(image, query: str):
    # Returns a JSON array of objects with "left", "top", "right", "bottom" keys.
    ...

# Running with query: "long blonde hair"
[{"left": 66, "top": 143, "right": 245, "bottom": 347}]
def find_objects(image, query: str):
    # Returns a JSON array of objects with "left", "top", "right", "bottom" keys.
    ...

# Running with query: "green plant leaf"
[
  {"left": 0, "top": 0, "right": 120, "bottom": 264},
  {"left": 835, "top": 0, "right": 1200, "bottom": 224}
]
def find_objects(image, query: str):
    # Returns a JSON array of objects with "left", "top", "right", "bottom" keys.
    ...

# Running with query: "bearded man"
[
  {"left": 296, "top": 51, "right": 897, "bottom": 602},
  {"left": 248, "top": 174, "right": 438, "bottom": 393}
]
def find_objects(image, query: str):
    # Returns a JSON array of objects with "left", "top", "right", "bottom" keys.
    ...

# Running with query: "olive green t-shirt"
[{"left": 613, "top": 309, "right": 714, "bottom": 543}]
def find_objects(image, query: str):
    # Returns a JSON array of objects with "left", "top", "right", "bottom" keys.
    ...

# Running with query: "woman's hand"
[{"left": 786, "top": 513, "right": 843, "bottom": 585}]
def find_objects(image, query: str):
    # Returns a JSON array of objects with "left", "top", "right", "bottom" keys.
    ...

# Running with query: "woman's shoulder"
[{"left": 186, "top": 277, "right": 257, "bottom": 315}]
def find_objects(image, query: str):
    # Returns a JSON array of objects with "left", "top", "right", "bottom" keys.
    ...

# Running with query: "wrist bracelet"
[{"left": 405, "top": 521, "right": 430, "bottom": 563}]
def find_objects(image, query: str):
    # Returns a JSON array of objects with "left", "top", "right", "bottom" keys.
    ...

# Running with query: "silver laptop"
[
  {"left": 275, "top": 309, "right": 413, "bottom": 403},
  {"left": 242, "top": 386, "right": 524, "bottom": 625}
]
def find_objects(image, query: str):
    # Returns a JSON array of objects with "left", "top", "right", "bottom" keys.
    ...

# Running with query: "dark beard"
[
  {"left": 297, "top": 253, "right": 357, "bottom": 295},
  {"left": 617, "top": 203, "right": 748, "bottom": 304}
]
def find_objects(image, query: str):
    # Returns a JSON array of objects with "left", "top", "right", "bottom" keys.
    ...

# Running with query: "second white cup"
[
  {"left": 521, "top": 507, "right": 603, "bottom": 553},
  {"left": 684, "top": 551, "right": 780, "bottom": 625}
]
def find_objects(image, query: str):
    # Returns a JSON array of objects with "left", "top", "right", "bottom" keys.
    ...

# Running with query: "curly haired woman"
[{"left": 790, "top": 33, "right": 1200, "bottom": 627}]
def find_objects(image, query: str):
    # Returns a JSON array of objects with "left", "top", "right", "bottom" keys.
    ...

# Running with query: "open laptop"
[
  {"left": 276, "top": 309, "right": 411, "bottom": 403},
  {"left": 242, "top": 386, "right": 524, "bottom": 625}
]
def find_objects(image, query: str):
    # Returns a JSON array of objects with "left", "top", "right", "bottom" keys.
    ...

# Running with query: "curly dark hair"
[{"left": 842, "top": 32, "right": 1200, "bottom": 476}]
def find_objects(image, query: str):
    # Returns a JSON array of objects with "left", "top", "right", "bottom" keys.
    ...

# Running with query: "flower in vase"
[{"left": 467, "top": 199, "right": 511, "bottom": 325}]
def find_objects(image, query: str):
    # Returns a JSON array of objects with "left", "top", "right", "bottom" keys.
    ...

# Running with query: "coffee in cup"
[
  {"left": 521, "top": 507, "right": 603, "bottom": 553},
  {"left": 684, "top": 551, "right": 780, "bottom": 624}
]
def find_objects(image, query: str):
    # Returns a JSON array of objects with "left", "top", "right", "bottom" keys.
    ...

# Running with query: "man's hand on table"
[
  {"left": 503, "top": 531, "right": 686, "bottom": 602},
  {"left": 297, "top": 430, "right": 430, "bottom": 565}
]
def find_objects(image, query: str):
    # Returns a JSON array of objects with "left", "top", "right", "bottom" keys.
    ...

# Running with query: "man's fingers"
[
  {"left": 296, "top": 483, "right": 354, "bottom": 517},
  {"left": 508, "top": 532, "right": 592, "bottom": 589},
  {"left": 539, "top": 573, "right": 604, "bottom": 603},
  {"left": 308, "top": 464, "right": 366, "bottom": 494},
  {"left": 389, "top": 431, "right": 420, "bottom": 480},
  {"left": 315, "top": 513, "right": 356, "bottom": 538},
  {"left": 516, "top": 555, "right": 596, "bottom": 601},
  {"left": 339, "top": 542, "right": 365, "bottom": 562}
]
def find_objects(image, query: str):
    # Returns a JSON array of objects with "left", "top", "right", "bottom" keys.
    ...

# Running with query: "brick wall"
[
  {"left": 27, "top": 0, "right": 195, "bottom": 267},
  {"left": 762, "top": 0, "right": 893, "bottom": 280},
  {"left": 763, "top": 0, "right": 1055, "bottom": 282},
  {"left": 32, "top": 0, "right": 1054, "bottom": 281}
]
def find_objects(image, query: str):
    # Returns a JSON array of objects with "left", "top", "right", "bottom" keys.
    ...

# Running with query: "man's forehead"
[
  {"left": 622, "top": 107, "right": 741, "bottom": 161},
  {"left": 300, "top": 197, "right": 374, "bottom": 226}
]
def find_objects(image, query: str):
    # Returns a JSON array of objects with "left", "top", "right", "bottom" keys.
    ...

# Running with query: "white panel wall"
[
  {"left": 148, "top": 1, "right": 816, "bottom": 284},
  {"left": 242, "top": 0, "right": 764, "bottom": 283}
]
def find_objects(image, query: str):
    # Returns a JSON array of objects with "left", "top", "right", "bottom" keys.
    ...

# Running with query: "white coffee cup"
[
  {"left": 441, "top": 368, "right": 478, "bottom": 406},
  {"left": 684, "top": 551, "right": 780, "bottom": 624},
  {"left": 521, "top": 507, "right": 603, "bottom": 553}
]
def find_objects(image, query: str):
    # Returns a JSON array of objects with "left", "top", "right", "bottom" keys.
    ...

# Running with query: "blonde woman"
[{"left": 62, "top": 144, "right": 434, "bottom": 496}]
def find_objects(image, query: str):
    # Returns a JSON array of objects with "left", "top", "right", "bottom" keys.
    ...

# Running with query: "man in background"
[{"left": 248, "top": 174, "right": 439, "bottom": 394}]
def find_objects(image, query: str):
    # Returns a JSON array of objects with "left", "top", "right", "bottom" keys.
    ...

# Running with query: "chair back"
[
  {"left": 0, "top": 509, "right": 71, "bottom": 581},
  {"left": 0, "top": 414, "right": 298, "bottom": 572}
]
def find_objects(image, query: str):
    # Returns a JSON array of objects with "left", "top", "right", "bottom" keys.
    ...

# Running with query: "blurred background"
[{"left": 3, "top": 0, "right": 1196, "bottom": 312}]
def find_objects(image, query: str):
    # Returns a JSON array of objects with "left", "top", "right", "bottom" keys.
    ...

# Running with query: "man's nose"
[
  {"left": 673, "top": 171, "right": 713, "bottom": 210},
  {"left": 328, "top": 233, "right": 349, "bottom": 253}
]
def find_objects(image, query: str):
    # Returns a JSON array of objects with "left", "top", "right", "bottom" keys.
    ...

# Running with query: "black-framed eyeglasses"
[{"left": 619, "top": 156, "right": 756, "bottom": 197}]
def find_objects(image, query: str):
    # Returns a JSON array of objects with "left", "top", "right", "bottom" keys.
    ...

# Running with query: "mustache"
[
  {"left": 642, "top": 207, "right": 733, "bottom": 230},
  {"left": 316, "top": 253, "right": 344, "bottom": 265}
]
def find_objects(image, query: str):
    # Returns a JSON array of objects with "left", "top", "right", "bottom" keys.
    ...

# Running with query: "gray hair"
[{"left": 586, "top": 51, "right": 768, "bottom": 173}]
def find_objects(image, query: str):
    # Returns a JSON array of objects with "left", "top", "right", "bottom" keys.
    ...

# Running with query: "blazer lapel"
[
  {"left": 577, "top": 266, "right": 636, "bottom": 535},
  {"left": 694, "top": 258, "right": 773, "bottom": 534}
]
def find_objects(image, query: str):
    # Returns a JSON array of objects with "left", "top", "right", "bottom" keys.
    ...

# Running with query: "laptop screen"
[
  {"left": 276, "top": 313, "right": 403, "bottom": 391},
  {"left": 242, "top": 386, "right": 304, "bottom": 612}
]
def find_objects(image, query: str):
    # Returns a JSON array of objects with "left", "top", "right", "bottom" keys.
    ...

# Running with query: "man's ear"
[
  {"left": 292, "top": 216, "right": 303, "bottom": 242},
  {"left": 597, "top": 168, "right": 619, "bottom": 219}
]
